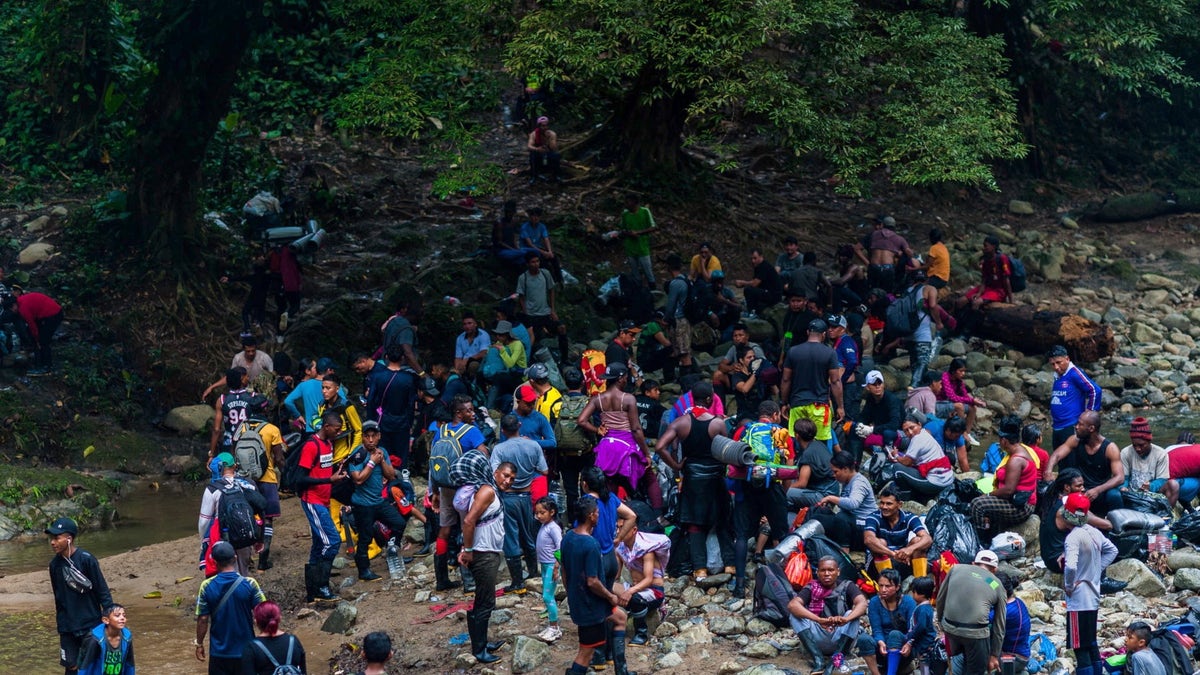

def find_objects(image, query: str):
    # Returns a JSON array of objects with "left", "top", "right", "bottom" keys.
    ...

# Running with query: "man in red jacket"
[{"left": 4, "top": 289, "right": 63, "bottom": 375}]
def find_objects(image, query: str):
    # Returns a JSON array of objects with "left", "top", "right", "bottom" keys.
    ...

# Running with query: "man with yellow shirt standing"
[{"left": 922, "top": 228, "right": 952, "bottom": 290}]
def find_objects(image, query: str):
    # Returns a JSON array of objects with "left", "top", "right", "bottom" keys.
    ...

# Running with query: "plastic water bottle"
[
  {"left": 386, "top": 538, "right": 405, "bottom": 580},
  {"left": 1160, "top": 528, "right": 1174, "bottom": 553},
  {"left": 443, "top": 295, "right": 461, "bottom": 306}
]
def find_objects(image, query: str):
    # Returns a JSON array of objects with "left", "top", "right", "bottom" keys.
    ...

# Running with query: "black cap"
[
  {"left": 808, "top": 319, "right": 828, "bottom": 334},
  {"left": 617, "top": 320, "right": 642, "bottom": 334},
  {"left": 604, "top": 363, "right": 629, "bottom": 381},
  {"left": 361, "top": 420, "right": 381, "bottom": 433},
  {"left": 45, "top": 517, "right": 78, "bottom": 537},
  {"left": 210, "top": 541, "right": 236, "bottom": 563}
]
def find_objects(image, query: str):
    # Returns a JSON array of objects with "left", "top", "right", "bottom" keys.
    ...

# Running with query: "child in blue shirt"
[{"left": 905, "top": 576, "right": 946, "bottom": 675}]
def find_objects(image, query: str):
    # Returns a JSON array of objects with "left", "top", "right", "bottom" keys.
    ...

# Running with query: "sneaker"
[
  {"left": 965, "top": 432, "right": 981, "bottom": 446},
  {"left": 537, "top": 625, "right": 563, "bottom": 643}
]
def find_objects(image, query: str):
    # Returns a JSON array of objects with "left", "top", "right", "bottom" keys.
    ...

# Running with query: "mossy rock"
[{"left": 1095, "top": 192, "right": 1173, "bottom": 222}]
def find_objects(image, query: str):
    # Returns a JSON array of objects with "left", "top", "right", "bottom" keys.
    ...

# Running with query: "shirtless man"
[
  {"left": 854, "top": 216, "right": 914, "bottom": 294},
  {"left": 527, "top": 116, "right": 560, "bottom": 183}
]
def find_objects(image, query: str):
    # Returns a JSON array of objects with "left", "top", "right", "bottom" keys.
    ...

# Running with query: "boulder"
[
  {"left": 511, "top": 635, "right": 552, "bottom": 673},
  {"left": 655, "top": 652, "right": 685, "bottom": 669},
  {"left": 742, "top": 641, "right": 779, "bottom": 659},
  {"left": 1167, "top": 548, "right": 1200, "bottom": 572},
  {"left": 1027, "top": 601, "right": 1053, "bottom": 622},
  {"left": 162, "top": 454, "right": 201, "bottom": 475},
  {"left": 655, "top": 622, "right": 679, "bottom": 638},
  {"left": 1103, "top": 307, "right": 1127, "bottom": 324},
  {"left": 163, "top": 405, "right": 215, "bottom": 435},
  {"left": 1163, "top": 313, "right": 1191, "bottom": 332},
  {"left": 745, "top": 618, "right": 775, "bottom": 637},
  {"left": 23, "top": 215, "right": 50, "bottom": 233},
  {"left": 697, "top": 572, "right": 732, "bottom": 589},
  {"left": 1137, "top": 274, "right": 1181, "bottom": 291},
  {"left": 1114, "top": 364, "right": 1150, "bottom": 388},
  {"left": 1131, "top": 323, "right": 1164, "bottom": 344},
  {"left": 677, "top": 622, "right": 714, "bottom": 646},
  {"left": 682, "top": 586, "right": 708, "bottom": 608},
  {"left": 743, "top": 318, "right": 776, "bottom": 343},
  {"left": 1105, "top": 559, "right": 1166, "bottom": 597},
  {"left": 737, "top": 666, "right": 793, "bottom": 675},
  {"left": 709, "top": 615, "right": 746, "bottom": 636},
  {"left": 1008, "top": 200, "right": 1035, "bottom": 215},
  {"left": 320, "top": 602, "right": 357, "bottom": 633},
  {"left": 489, "top": 608, "right": 513, "bottom": 625},
  {"left": 1174, "top": 568, "right": 1200, "bottom": 592},
  {"left": 17, "top": 242, "right": 55, "bottom": 265}
]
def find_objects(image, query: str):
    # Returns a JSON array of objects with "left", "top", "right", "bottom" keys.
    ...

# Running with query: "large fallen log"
[{"left": 973, "top": 303, "right": 1114, "bottom": 362}]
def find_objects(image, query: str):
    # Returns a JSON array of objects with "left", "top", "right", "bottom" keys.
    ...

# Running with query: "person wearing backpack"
[
  {"left": 556, "top": 367, "right": 596, "bottom": 523},
  {"left": 237, "top": 399, "right": 286, "bottom": 572},
  {"left": 209, "top": 367, "right": 258, "bottom": 459},
  {"left": 728, "top": 401, "right": 798, "bottom": 598},
  {"left": 1125, "top": 621, "right": 1171, "bottom": 675},
  {"left": 964, "top": 235, "right": 1013, "bottom": 310},
  {"left": 429, "top": 395, "right": 488, "bottom": 592},
  {"left": 365, "top": 345, "right": 419, "bottom": 469},
  {"left": 195, "top": 541, "right": 267, "bottom": 674},
  {"left": 787, "top": 556, "right": 879, "bottom": 675},
  {"left": 239, "top": 601, "right": 306, "bottom": 674},
  {"left": 198, "top": 453, "right": 268, "bottom": 577},
  {"left": 663, "top": 254, "right": 696, "bottom": 375}
]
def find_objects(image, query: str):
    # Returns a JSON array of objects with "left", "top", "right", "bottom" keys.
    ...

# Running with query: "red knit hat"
[{"left": 1130, "top": 417, "right": 1153, "bottom": 442}]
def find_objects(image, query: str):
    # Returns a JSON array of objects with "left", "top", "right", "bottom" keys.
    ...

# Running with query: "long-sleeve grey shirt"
[
  {"left": 1063, "top": 523, "right": 1118, "bottom": 612},
  {"left": 839, "top": 473, "right": 878, "bottom": 523},
  {"left": 936, "top": 563, "right": 1007, "bottom": 657}
]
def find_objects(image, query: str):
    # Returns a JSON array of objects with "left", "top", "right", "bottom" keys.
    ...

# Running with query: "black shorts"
[
  {"left": 577, "top": 622, "right": 607, "bottom": 648},
  {"left": 60, "top": 630, "right": 85, "bottom": 669},
  {"left": 1067, "top": 610, "right": 1098, "bottom": 650},
  {"left": 258, "top": 482, "right": 282, "bottom": 518}
]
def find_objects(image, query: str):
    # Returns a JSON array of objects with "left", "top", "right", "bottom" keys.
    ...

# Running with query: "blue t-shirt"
[
  {"left": 834, "top": 334, "right": 859, "bottom": 383},
  {"left": 516, "top": 410, "right": 556, "bottom": 450},
  {"left": 1050, "top": 363, "right": 1101, "bottom": 429},
  {"left": 520, "top": 220, "right": 550, "bottom": 248},
  {"left": 196, "top": 572, "right": 266, "bottom": 658},
  {"left": 1002, "top": 597, "right": 1031, "bottom": 657},
  {"left": 561, "top": 530, "right": 609, "bottom": 627},
  {"left": 924, "top": 417, "right": 965, "bottom": 455},
  {"left": 283, "top": 379, "right": 325, "bottom": 431},
  {"left": 592, "top": 493, "right": 621, "bottom": 555},
  {"left": 348, "top": 446, "right": 385, "bottom": 506}
]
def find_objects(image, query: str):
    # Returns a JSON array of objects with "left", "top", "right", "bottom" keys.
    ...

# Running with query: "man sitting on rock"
[
  {"left": 1120, "top": 417, "right": 1179, "bottom": 508},
  {"left": 863, "top": 487, "right": 932, "bottom": 581},
  {"left": 787, "top": 556, "right": 880, "bottom": 675},
  {"left": 1044, "top": 411, "right": 1124, "bottom": 516}
]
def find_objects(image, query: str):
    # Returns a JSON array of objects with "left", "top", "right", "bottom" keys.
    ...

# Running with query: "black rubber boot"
[
  {"left": 503, "top": 556, "right": 527, "bottom": 594},
  {"left": 312, "top": 560, "right": 337, "bottom": 602},
  {"left": 630, "top": 620, "right": 649, "bottom": 646},
  {"left": 612, "top": 629, "right": 637, "bottom": 675},
  {"left": 797, "top": 628, "right": 828, "bottom": 674},
  {"left": 257, "top": 534, "right": 273, "bottom": 571},
  {"left": 435, "top": 553, "right": 461, "bottom": 591},
  {"left": 470, "top": 610, "right": 500, "bottom": 663},
  {"left": 303, "top": 563, "right": 316, "bottom": 603},
  {"left": 358, "top": 561, "right": 382, "bottom": 582}
]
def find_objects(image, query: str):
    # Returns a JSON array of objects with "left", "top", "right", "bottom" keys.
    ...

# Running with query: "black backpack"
[
  {"left": 278, "top": 444, "right": 305, "bottom": 493},
  {"left": 331, "top": 448, "right": 367, "bottom": 504},
  {"left": 753, "top": 562, "right": 796, "bottom": 628},
  {"left": 1149, "top": 627, "right": 1194, "bottom": 675},
  {"left": 218, "top": 482, "right": 260, "bottom": 549},
  {"left": 802, "top": 534, "right": 863, "bottom": 584},
  {"left": 884, "top": 284, "right": 925, "bottom": 337}
]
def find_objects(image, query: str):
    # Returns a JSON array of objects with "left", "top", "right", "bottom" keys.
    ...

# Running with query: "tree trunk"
[
  {"left": 126, "top": 0, "right": 265, "bottom": 266},
  {"left": 973, "top": 303, "right": 1114, "bottom": 362},
  {"left": 615, "top": 66, "right": 693, "bottom": 172}
]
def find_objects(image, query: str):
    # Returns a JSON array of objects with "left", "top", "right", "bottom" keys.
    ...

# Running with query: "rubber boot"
[
  {"left": 503, "top": 556, "right": 527, "bottom": 594},
  {"left": 471, "top": 609, "right": 500, "bottom": 664},
  {"left": 797, "top": 628, "right": 828, "bottom": 674},
  {"left": 434, "top": 554, "right": 461, "bottom": 591},
  {"left": 303, "top": 563, "right": 316, "bottom": 603},
  {"left": 886, "top": 649, "right": 901, "bottom": 675},
  {"left": 630, "top": 619, "right": 649, "bottom": 646},
  {"left": 612, "top": 629, "right": 637, "bottom": 675},
  {"left": 312, "top": 559, "right": 337, "bottom": 602},
  {"left": 524, "top": 550, "right": 539, "bottom": 581},
  {"left": 258, "top": 533, "right": 273, "bottom": 571},
  {"left": 357, "top": 560, "right": 382, "bottom": 582}
]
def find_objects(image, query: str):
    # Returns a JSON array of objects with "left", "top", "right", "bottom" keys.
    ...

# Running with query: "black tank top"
[
  {"left": 681, "top": 415, "right": 719, "bottom": 465},
  {"left": 1076, "top": 436, "right": 1111, "bottom": 489}
]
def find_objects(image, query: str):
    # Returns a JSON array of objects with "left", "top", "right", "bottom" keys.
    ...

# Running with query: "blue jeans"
[
  {"left": 499, "top": 490, "right": 537, "bottom": 558},
  {"left": 302, "top": 501, "right": 341, "bottom": 564}
]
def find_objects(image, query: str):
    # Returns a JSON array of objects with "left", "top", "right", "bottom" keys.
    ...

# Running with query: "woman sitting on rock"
[
  {"left": 969, "top": 415, "right": 1038, "bottom": 542},
  {"left": 868, "top": 569, "right": 917, "bottom": 675},
  {"left": 886, "top": 411, "right": 954, "bottom": 502}
]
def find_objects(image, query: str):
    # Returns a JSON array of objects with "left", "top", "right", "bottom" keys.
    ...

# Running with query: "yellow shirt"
[
  {"left": 535, "top": 386, "right": 564, "bottom": 426},
  {"left": 256, "top": 422, "right": 285, "bottom": 484},
  {"left": 690, "top": 254, "right": 722, "bottom": 279},
  {"left": 927, "top": 242, "right": 950, "bottom": 282}
]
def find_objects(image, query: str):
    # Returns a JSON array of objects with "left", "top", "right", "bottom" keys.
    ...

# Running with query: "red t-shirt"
[
  {"left": 1169, "top": 445, "right": 1200, "bottom": 480},
  {"left": 1030, "top": 444, "right": 1050, "bottom": 470},
  {"left": 299, "top": 435, "right": 334, "bottom": 505}
]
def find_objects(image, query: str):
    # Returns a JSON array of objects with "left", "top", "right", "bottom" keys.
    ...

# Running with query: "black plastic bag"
[
  {"left": 1173, "top": 511, "right": 1200, "bottom": 546},
  {"left": 927, "top": 502, "right": 982, "bottom": 563},
  {"left": 937, "top": 479, "right": 985, "bottom": 515},
  {"left": 1108, "top": 530, "right": 1151, "bottom": 561},
  {"left": 1121, "top": 489, "right": 1172, "bottom": 519}
]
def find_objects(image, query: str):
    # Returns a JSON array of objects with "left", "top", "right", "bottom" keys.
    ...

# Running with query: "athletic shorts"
[
  {"left": 438, "top": 487, "right": 461, "bottom": 527},
  {"left": 671, "top": 318, "right": 691, "bottom": 357},
  {"left": 1067, "top": 610, "right": 1098, "bottom": 651},
  {"left": 60, "top": 630, "right": 85, "bottom": 669},
  {"left": 258, "top": 482, "right": 281, "bottom": 518},
  {"left": 789, "top": 402, "right": 833, "bottom": 442},
  {"left": 577, "top": 622, "right": 607, "bottom": 648}
]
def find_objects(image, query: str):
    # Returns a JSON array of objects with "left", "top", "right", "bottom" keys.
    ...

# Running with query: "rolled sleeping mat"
[
  {"left": 764, "top": 520, "right": 826, "bottom": 564},
  {"left": 1106, "top": 508, "right": 1166, "bottom": 535},
  {"left": 710, "top": 435, "right": 754, "bottom": 466}
]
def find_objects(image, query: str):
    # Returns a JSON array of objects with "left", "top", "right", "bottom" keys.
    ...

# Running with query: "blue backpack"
[{"left": 1008, "top": 255, "right": 1028, "bottom": 293}]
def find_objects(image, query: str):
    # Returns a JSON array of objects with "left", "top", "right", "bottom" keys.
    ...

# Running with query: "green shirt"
[{"left": 620, "top": 206, "right": 656, "bottom": 257}]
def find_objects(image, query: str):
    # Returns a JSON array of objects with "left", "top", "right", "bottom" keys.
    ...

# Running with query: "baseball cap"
[
  {"left": 362, "top": 420, "right": 381, "bottom": 433},
  {"left": 494, "top": 320, "right": 512, "bottom": 335},
  {"left": 973, "top": 549, "right": 1000, "bottom": 568},
  {"left": 516, "top": 384, "right": 538, "bottom": 403},
  {"left": 419, "top": 376, "right": 440, "bottom": 396},
  {"left": 526, "top": 363, "right": 550, "bottom": 381},
  {"left": 618, "top": 320, "right": 642, "bottom": 334},
  {"left": 317, "top": 357, "right": 336, "bottom": 373},
  {"left": 1063, "top": 492, "right": 1091, "bottom": 526},
  {"left": 215, "top": 452, "right": 236, "bottom": 469},
  {"left": 865, "top": 370, "right": 884, "bottom": 385},
  {"left": 604, "top": 363, "right": 629, "bottom": 381},
  {"left": 710, "top": 270, "right": 725, "bottom": 280},
  {"left": 45, "top": 517, "right": 78, "bottom": 537},
  {"left": 826, "top": 314, "right": 847, "bottom": 329},
  {"left": 808, "top": 319, "right": 828, "bottom": 334},
  {"left": 210, "top": 541, "right": 237, "bottom": 563}
]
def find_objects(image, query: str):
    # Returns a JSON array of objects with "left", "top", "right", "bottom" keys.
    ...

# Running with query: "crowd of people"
[{"left": 44, "top": 205, "right": 1197, "bottom": 675}]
